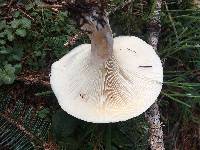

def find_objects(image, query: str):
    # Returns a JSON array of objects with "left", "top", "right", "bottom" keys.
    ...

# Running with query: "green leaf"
[
  {"left": 4, "top": 64, "right": 15, "bottom": 74},
  {"left": 0, "top": 40, "right": 6, "bottom": 45},
  {"left": 35, "top": 91, "right": 53, "bottom": 96},
  {"left": 0, "top": 32, "right": 6, "bottom": 38},
  {"left": 15, "top": 28, "right": 26, "bottom": 37},
  {"left": 25, "top": 4, "right": 34, "bottom": 10},
  {"left": 13, "top": 11, "right": 20, "bottom": 18},
  {"left": 0, "top": 50, "right": 9, "bottom": 54},
  {"left": 20, "top": 18, "right": 31, "bottom": 29},
  {"left": 10, "top": 19, "right": 20, "bottom": 28},
  {"left": 7, "top": 34, "right": 14, "bottom": 41},
  {"left": 5, "top": 30, "right": 15, "bottom": 41},
  {"left": 14, "top": 64, "right": 22, "bottom": 74},
  {"left": 0, "top": 20, "right": 7, "bottom": 30},
  {"left": 0, "top": 64, "right": 16, "bottom": 85},
  {"left": 60, "top": 12, "right": 68, "bottom": 18},
  {"left": 0, "top": 46, "right": 9, "bottom": 54},
  {"left": 37, "top": 108, "right": 50, "bottom": 118},
  {"left": 34, "top": 50, "right": 42, "bottom": 56},
  {"left": 10, "top": 54, "right": 21, "bottom": 61},
  {"left": 1, "top": 75, "right": 15, "bottom": 84},
  {"left": 34, "top": 0, "right": 43, "bottom": 5}
]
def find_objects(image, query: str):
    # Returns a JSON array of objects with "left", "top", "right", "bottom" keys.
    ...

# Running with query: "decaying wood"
[{"left": 145, "top": 0, "right": 165, "bottom": 149}]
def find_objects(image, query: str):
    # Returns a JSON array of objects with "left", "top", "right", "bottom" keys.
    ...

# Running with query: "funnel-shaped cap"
[{"left": 50, "top": 36, "right": 163, "bottom": 123}]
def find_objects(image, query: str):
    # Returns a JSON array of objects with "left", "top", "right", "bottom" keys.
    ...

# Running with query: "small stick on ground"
[
  {"left": 7, "top": 0, "right": 14, "bottom": 8},
  {"left": 64, "top": 31, "right": 84, "bottom": 47},
  {"left": 145, "top": 0, "right": 165, "bottom": 150},
  {"left": 16, "top": 5, "right": 35, "bottom": 21}
]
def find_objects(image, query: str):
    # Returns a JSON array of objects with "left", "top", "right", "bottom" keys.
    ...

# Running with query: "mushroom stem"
[
  {"left": 63, "top": 0, "right": 114, "bottom": 62},
  {"left": 89, "top": 14, "right": 113, "bottom": 62},
  {"left": 79, "top": 8, "right": 113, "bottom": 63}
]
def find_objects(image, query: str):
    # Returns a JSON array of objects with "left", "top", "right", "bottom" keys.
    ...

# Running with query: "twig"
[
  {"left": 16, "top": 5, "right": 35, "bottom": 21},
  {"left": 38, "top": 4, "right": 63, "bottom": 9},
  {"left": 0, "top": 3, "right": 7, "bottom": 8},
  {"left": 7, "top": 0, "right": 14, "bottom": 8},
  {"left": 64, "top": 31, "right": 84, "bottom": 47},
  {"left": 145, "top": 0, "right": 165, "bottom": 150},
  {"left": 3, "top": 16, "right": 13, "bottom": 20}
]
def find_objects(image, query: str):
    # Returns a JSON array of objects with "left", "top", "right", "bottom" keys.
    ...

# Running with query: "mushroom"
[
  {"left": 194, "top": 0, "right": 200, "bottom": 8},
  {"left": 50, "top": 1, "right": 163, "bottom": 123}
]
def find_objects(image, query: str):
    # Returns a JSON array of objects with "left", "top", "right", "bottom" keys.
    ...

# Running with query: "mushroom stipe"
[{"left": 50, "top": 36, "right": 163, "bottom": 123}]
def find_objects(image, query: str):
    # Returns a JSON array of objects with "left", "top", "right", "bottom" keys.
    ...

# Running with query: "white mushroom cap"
[
  {"left": 50, "top": 36, "right": 163, "bottom": 123},
  {"left": 194, "top": 0, "right": 200, "bottom": 8}
]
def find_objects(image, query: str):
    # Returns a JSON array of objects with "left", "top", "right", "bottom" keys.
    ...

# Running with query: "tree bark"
[{"left": 145, "top": 0, "right": 165, "bottom": 150}]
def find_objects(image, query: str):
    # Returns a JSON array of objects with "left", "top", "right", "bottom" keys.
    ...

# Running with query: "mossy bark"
[{"left": 145, "top": 0, "right": 165, "bottom": 149}]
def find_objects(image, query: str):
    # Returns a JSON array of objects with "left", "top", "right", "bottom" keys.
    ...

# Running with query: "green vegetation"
[{"left": 0, "top": 0, "right": 199, "bottom": 149}]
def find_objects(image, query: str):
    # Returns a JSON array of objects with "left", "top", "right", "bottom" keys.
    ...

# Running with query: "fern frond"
[{"left": 0, "top": 95, "right": 51, "bottom": 149}]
